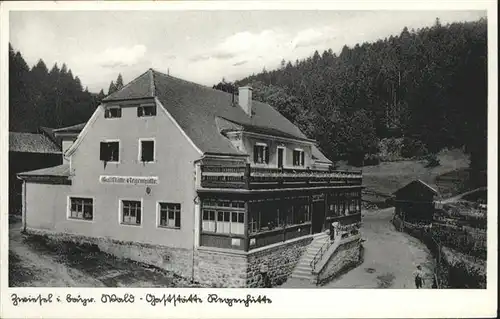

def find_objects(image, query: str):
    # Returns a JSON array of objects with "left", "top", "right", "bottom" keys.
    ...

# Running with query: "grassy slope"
[{"left": 338, "top": 149, "right": 470, "bottom": 204}]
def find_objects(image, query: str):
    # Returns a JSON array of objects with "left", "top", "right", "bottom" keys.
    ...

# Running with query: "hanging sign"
[{"left": 99, "top": 175, "right": 159, "bottom": 185}]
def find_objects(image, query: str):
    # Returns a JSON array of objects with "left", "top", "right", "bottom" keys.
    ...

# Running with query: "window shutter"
[
  {"left": 140, "top": 142, "right": 145, "bottom": 162},
  {"left": 136, "top": 208, "right": 141, "bottom": 224},
  {"left": 175, "top": 211, "right": 181, "bottom": 228},
  {"left": 265, "top": 146, "right": 269, "bottom": 164},
  {"left": 253, "top": 145, "right": 258, "bottom": 163},
  {"left": 137, "top": 106, "right": 143, "bottom": 117},
  {"left": 301, "top": 151, "right": 305, "bottom": 166},
  {"left": 100, "top": 142, "right": 107, "bottom": 161}
]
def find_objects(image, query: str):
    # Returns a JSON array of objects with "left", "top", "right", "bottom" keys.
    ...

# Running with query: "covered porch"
[{"left": 198, "top": 187, "right": 363, "bottom": 252}]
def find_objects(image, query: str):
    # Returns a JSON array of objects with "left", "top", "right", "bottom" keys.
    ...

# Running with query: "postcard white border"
[{"left": 0, "top": 1, "right": 497, "bottom": 318}]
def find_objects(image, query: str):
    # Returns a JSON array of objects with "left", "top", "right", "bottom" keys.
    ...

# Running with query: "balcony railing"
[{"left": 199, "top": 163, "right": 362, "bottom": 190}]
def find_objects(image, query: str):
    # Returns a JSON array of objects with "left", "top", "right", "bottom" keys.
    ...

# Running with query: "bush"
[
  {"left": 364, "top": 154, "right": 381, "bottom": 166},
  {"left": 401, "top": 138, "right": 428, "bottom": 158},
  {"left": 425, "top": 154, "right": 440, "bottom": 167}
]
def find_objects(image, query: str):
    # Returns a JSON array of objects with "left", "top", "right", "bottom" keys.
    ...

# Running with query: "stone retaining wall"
[
  {"left": 25, "top": 228, "right": 194, "bottom": 279},
  {"left": 194, "top": 248, "right": 248, "bottom": 288},
  {"left": 315, "top": 236, "right": 362, "bottom": 285},
  {"left": 26, "top": 228, "right": 314, "bottom": 288}
]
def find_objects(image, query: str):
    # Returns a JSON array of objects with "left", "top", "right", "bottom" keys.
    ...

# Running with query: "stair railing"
[
  {"left": 310, "top": 222, "right": 341, "bottom": 270},
  {"left": 309, "top": 237, "right": 334, "bottom": 270}
]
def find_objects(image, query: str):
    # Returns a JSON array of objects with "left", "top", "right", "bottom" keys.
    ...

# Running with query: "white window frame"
[
  {"left": 67, "top": 196, "right": 95, "bottom": 222},
  {"left": 119, "top": 198, "right": 143, "bottom": 227},
  {"left": 293, "top": 148, "right": 305, "bottom": 167},
  {"left": 254, "top": 142, "right": 269, "bottom": 165},
  {"left": 276, "top": 146, "right": 286, "bottom": 168},
  {"left": 138, "top": 138, "right": 156, "bottom": 163},
  {"left": 157, "top": 201, "right": 181, "bottom": 229},
  {"left": 101, "top": 139, "right": 121, "bottom": 164},
  {"left": 104, "top": 105, "right": 122, "bottom": 119},
  {"left": 137, "top": 103, "right": 157, "bottom": 117}
]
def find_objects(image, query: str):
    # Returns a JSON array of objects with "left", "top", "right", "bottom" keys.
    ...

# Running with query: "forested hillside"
[
  {"left": 214, "top": 18, "right": 487, "bottom": 171},
  {"left": 8, "top": 44, "right": 108, "bottom": 132}
]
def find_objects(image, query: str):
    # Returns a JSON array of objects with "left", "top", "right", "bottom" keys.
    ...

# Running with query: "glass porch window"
[{"left": 201, "top": 199, "right": 245, "bottom": 235}]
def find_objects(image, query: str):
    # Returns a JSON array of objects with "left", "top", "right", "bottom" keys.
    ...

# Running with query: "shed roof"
[
  {"left": 18, "top": 163, "right": 70, "bottom": 178},
  {"left": 393, "top": 179, "right": 439, "bottom": 196},
  {"left": 9, "top": 132, "right": 61, "bottom": 154}
]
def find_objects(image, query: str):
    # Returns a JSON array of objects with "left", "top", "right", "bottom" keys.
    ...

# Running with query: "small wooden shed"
[
  {"left": 393, "top": 179, "right": 438, "bottom": 223},
  {"left": 9, "top": 132, "right": 62, "bottom": 214}
]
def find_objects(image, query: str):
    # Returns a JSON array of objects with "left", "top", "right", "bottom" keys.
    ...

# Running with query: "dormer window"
[
  {"left": 254, "top": 143, "right": 269, "bottom": 164},
  {"left": 137, "top": 104, "right": 156, "bottom": 117},
  {"left": 293, "top": 149, "right": 305, "bottom": 167},
  {"left": 105, "top": 106, "right": 121, "bottom": 119}
]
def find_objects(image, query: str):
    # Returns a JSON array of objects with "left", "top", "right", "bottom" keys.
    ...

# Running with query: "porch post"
[
  {"left": 244, "top": 163, "right": 251, "bottom": 189},
  {"left": 323, "top": 193, "right": 328, "bottom": 231},
  {"left": 198, "top": 195, "right": 203, "bottom": 247},
  {"left": 244, "top": 200, "right": 249, "bottom": 251},
  {"left": 358, "top": 190, "right": 362, "bottom": 214},
  {"left": 309, "top": 195, "right": 313, "bottom": 234}
]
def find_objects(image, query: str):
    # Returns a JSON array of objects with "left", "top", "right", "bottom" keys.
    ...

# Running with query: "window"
[
  {"left": 140, "top": 140, "right": 155, "bottom": 162},
  {"left": 159, "top": 203, "right": 181, "bottom": 228},
  {"left": 104, "top": 107, "right": 121, "bottom": 119},
  {"left": 216, "top": 211, "right": 231, "bottom": 234},
  {"left": 202, "top": 210, "right": 215, "bottom": 232},
  {"left": 231, "top": 212, "right": 245, "bottom": 234},
  {"left": 121, "top": 200, "right": 141, "bottom": 225},
  {"left": 253, "top": 143, "right": 269, "bottom": 164},
  {"left": 69, "top": 197, "right": 93, "bottom": 220},
  {"left": 293, "top": 149, "right": 305, "bottom": 166},
  {"left": 137, "top": 104, "right": 156, "bottom": 117},
  {"left": 249, "top": 210, "right": 259, "bottom": 234},
  {"left": 100, "top": 141, "right": 119, "bottom": 162},
  {"left": 296, "top": 203, "right": 311, "bottom": 223},
  {"left": 202, "top": 199, "right": 245, "bottom": 235}
]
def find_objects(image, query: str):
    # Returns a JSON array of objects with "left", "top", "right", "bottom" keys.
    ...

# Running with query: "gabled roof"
[
  {"left": 103, "top": 69, "right": 321, "bottom": 157},
  {"left": 393, "top": 179, "right": 439, "bottom": 196},
  {"left": 38, "top": 126, "right": 57, "bottom": 143},
  {"left": 53, "top": 123, "right": 86, "bottom": 134},
  {"left": 18, "top": 163, "right": 70, "bottom": 177},
  {"left": 312, "top": 146, "right": 332, "bottom": 164},
  {"left": 9, "top": 132, "right": 61, "bottom": 154}
]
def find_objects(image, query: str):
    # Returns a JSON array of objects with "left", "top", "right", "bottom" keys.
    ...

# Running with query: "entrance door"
[
  {"left": 277, "top": 147, "right": 284, "bottom": 168},
  {"left": 312, "top": 201, "right": 326, "bottom": 233}
]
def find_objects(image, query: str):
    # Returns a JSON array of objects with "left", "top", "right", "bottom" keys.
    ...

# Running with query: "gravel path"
[
  {"left": 9, "top": 222, "right": 104, "bottom": 287},
  {"left": 323, "top": 208, "right": 435, "bottom": 288},
  {"left": 8, "top": 221, "right": 199, "bottom": 287}
]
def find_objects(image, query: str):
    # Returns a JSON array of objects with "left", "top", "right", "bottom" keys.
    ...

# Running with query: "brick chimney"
[{"left": 238, "top": 86, "right": 253, "bottom": 117}]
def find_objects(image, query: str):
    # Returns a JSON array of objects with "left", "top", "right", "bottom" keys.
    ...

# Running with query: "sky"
[{"left": 10, "top": 10, "right": 486, "bottom": 93}]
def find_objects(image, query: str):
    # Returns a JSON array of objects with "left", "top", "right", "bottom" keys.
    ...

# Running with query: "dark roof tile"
[
  {"left": 18, "top": 164, "right": 70, "bottom": 177},
  {"left": 9, "top": 132, "right": 61, "bottom": 154}
]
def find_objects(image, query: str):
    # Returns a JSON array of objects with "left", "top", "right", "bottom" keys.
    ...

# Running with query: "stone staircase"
[{"left": 288, "top": 232, "right": 330, "bottom": 283}]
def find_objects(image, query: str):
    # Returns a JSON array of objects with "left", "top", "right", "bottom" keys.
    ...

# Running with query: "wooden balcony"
[{"left": 199, "top": 163, "right": 362, "bottom": 190}]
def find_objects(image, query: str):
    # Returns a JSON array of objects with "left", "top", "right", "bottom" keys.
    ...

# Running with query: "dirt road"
[
  {"left": 8, "top": 221, "right": 199, "bottom": 287},
  {"left": 323, "top": 208, "right": 435, "bottom": 288}
]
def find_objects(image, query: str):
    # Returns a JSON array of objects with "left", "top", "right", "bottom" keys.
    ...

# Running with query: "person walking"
[{"left": 413, "top": 265, "right": 425, "bottom": 289}]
